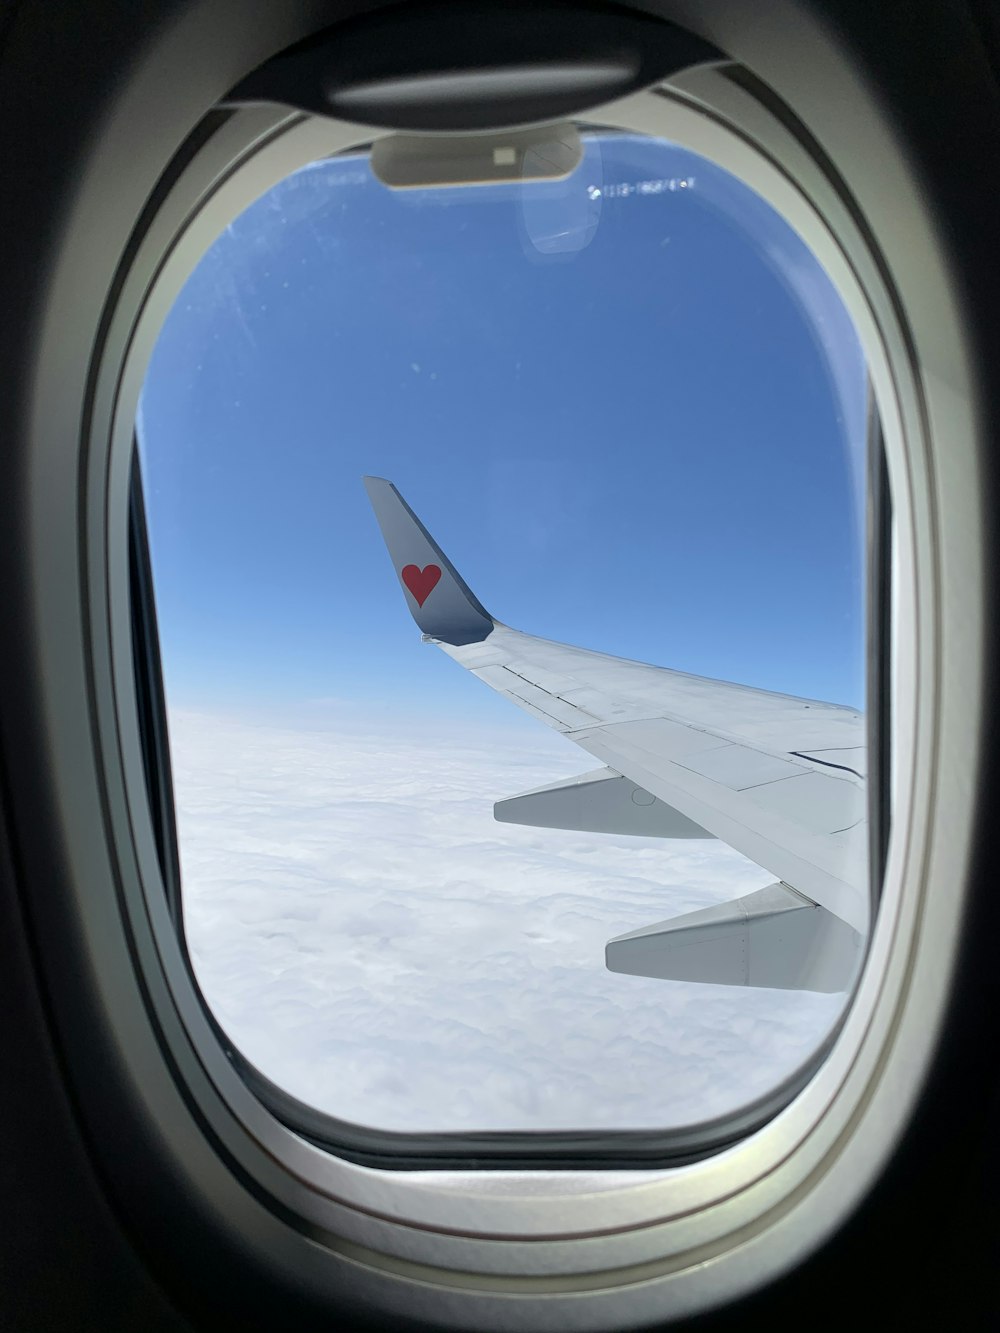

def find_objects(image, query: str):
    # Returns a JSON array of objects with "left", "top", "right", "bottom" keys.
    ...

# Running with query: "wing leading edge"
[{"left": 363, "top": 476, "right": 867, "bottom": 991}]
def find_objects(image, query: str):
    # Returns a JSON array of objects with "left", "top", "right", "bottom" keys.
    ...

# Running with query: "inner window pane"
[{"left": 137, "top": 130, "right": 871, "bottom": 1135}]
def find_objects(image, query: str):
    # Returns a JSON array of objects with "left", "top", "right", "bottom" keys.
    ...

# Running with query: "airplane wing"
[{"left": 364, "top": 476, "right": 868, "bottom": 992}]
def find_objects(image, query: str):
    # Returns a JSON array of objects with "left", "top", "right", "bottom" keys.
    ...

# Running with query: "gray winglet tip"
[
  {"left": 362, "top": 474, "right": 394, "bottom": 497},
  {"left": 362, "top": 474, "right": 495, "bottom": 645}
]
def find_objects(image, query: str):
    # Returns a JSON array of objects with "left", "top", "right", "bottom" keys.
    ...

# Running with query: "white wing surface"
[{"left": 364, "top": 477, "right": 868, "bottom": 990}]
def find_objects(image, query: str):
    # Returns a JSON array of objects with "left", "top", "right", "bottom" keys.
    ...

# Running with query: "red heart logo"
[{"left": 401, "top": 563, "right": 441, "bottom": 607}]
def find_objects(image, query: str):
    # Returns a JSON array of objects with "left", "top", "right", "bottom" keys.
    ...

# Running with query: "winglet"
[{"left": 363, "top": 477, "right": 494, "bottom": 646}]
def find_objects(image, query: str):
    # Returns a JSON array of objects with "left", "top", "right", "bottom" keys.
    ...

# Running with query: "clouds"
[{"left": 171, "top": 706, "right": 845, "bottom": 1133}]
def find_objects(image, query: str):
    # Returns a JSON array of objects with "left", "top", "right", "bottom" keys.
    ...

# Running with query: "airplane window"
[{"left": 135, "top": 130, "right": 874, "bottom": 1143}]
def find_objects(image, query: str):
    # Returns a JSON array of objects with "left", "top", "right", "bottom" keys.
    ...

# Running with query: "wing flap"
[{"left": 571, "top": 723, "right": 866, "bottom": 932}]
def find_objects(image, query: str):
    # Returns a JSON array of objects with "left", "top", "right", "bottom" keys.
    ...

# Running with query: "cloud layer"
[{"left": 171, "top": 706, "right": 845, "bottom": 1133}]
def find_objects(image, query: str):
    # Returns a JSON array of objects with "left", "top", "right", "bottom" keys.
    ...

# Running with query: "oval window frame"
[{"left": 76, "top": 58, "right": 951, "bottom": 1321}]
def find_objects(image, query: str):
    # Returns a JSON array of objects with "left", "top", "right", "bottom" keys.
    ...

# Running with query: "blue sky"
[{"left": 139, "top": 133, "right": 868, "bottom": 721}]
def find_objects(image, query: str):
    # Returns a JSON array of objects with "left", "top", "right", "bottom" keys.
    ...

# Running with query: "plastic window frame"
[{"left": 87, "top": 69, "right": 926, "bottom": 1274}]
